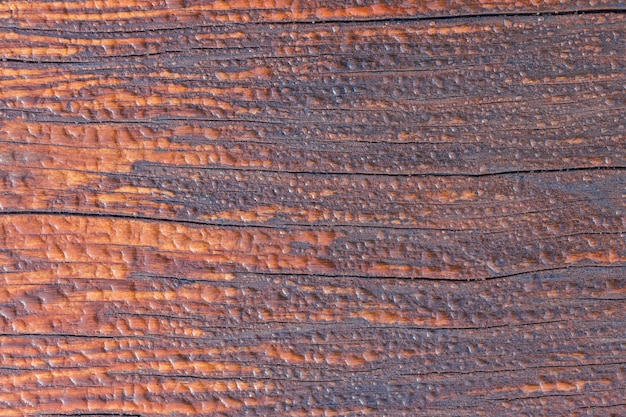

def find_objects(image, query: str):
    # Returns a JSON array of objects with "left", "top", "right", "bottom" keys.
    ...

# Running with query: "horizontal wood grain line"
[
  {"left": 1, "top": 210, "right": 623, "bottom": 237},
  {"left": 125, "top": 265, "right": 626, "bottom": 282},
  {"left": 128, "top": 163, "right": 626, "bottom": 178},
  {"left": 0, "top": 210, "right": 493, "bottom": 232},
  {"left": 6, "top": 358, "right": 617, "bottom": 378},
  {"left": 1, "top": 1, "right": 624, "bottom": 32},
  {"left": 1, "top": 8, "right": 625, "bottom": 34},
  {"left": 1, "top": 214, "right": 624, "bottom": 281},
  {"left": 2, "top": 165, "right": 622, "bottom": 236}
]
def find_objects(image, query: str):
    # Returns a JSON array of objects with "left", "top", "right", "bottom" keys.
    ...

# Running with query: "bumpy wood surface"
[{"left": 0, "top": 1, "right": 625, "bottom": 415}]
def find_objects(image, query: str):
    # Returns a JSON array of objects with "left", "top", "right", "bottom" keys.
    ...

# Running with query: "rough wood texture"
[{"left": 0, "top": 1, "right": 625, "bottom": 415}]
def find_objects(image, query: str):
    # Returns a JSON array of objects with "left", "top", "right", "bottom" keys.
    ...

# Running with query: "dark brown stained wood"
[{"left": 0, "top": 1, "right": 625, "bottom": 416}]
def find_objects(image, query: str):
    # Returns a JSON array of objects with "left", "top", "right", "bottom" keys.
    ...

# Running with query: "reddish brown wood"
[{"left": 0, "top": 1, "right": 624, "bottom": 416}]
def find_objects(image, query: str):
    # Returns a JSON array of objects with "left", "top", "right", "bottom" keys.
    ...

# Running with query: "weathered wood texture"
[{"left": 0, "top": 1, "right": 625, "bottom": 415}]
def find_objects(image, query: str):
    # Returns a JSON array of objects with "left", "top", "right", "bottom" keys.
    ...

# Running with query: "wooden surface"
[{"left": 0, "top": 1, "right": 625, "bottom": 415}]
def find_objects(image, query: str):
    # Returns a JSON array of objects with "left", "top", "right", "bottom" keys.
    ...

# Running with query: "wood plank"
[
  {"left": 0, "top": 15, "right": 624, "bottom": 174},
  {"left": 0, "top": 2, "right": 624, "bottom": 416},
  {"left": 0, "top": 266, "right": 624, "bottom": 415}
]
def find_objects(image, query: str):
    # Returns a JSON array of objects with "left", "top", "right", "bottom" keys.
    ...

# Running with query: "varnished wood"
[{"left": 0, "top": 1, "right": 624, "bottom": 415}]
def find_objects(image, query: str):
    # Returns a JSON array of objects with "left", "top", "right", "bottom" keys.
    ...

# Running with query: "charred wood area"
[{"left": 0, "top": 1, "right": 624, "bottom": 416}]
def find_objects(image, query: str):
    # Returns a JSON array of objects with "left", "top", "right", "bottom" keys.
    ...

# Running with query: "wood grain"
[{"left": 0, "top": 1, "right": 624, "bottom": 415}]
